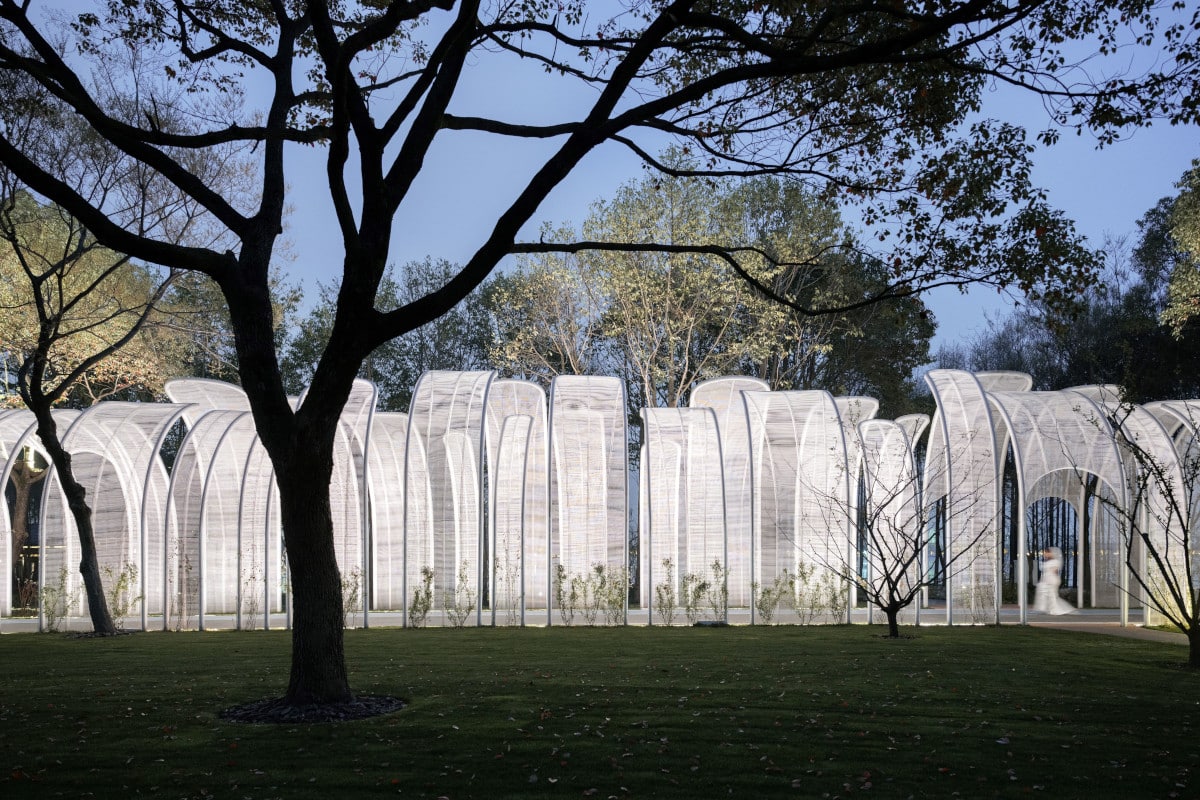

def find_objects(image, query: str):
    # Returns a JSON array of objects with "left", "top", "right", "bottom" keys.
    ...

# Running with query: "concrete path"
[{"left": 1027, "top": 619, "right": 1188, "bottom": 645}]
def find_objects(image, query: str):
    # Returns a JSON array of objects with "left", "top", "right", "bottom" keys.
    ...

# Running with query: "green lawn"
[{"left": 0, "top": 625, "right": 1195, "bottom": 799}]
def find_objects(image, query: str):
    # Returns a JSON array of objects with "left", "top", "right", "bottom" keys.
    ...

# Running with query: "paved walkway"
[
  {"left": 990, "top": 606, "right": 1188, "bottom": 644},
  {"left": 1027, "top": 619, "right": 1188, "bottom": 644}
]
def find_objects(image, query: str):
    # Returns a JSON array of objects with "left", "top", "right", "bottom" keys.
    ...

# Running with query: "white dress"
[{"left": 1034, "top": 554, "right": 1075, "bottom": 615}]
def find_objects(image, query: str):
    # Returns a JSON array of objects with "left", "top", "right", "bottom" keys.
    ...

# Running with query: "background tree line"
[
  {"left": 938, "top": 159, "right": 1200, "bottom": 402},
  {"left": 280, "top": 164, "right": 935, "bottom": 419},
  {"left": 16, "top": 156, "right": 1200, "bottom": 424}
]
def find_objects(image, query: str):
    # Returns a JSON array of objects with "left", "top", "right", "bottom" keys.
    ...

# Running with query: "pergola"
[{"left": 3, "top": 368, "right": 1196, "bottom": 630}]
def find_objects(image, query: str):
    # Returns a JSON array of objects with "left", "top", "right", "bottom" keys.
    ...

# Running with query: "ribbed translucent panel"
[
  {"left": 33, "top": 410, "right": 80, "bottom": 611},
  {"left": 327, "top": 380, "right": 376, "bottom": 613},
  {"left": 835, "top": 397, "right": 879, "bottom": 608},
  {"left": 743, "top": 390, "right": 850, "bottom": 620},
  {"left": 992, "top": 390, "right": 1132, "bottom": 614},
  {"left": 38, "top": 403, "right": 187, "bottom": 625},
  {"left": 1072, "top": 387, "right": 1162, "bottom": 608},
  {"left": 164, "top": 377, "right": 251, "bottom": 414},
  {"left": 859, "top": 419, "right": 921, "bottom": 624},
  {"left": 237, "top": 434, "right": 283, "bottom": 628},
  {"left": 485, "top": 379, "right": 549, "bottom": 622},
  {"left": 689, "top": 376, "right": 769, "bottom": 607},
  {"left": 0, "top": 409, "right": 33, "bottom": 461},
  {"left": 640, "top": 407, "right": 726, "bottom": 619},
  {"left": 894, "top": 414, "right": 931, "bottom": 449},
  {"left": 367, "top": 412, "right": 409, "bottom": 611},
  {"left": 165, "top": 409, "right": 246, "bottom": 629},
  {"left": 976, "top": 371, "right": 1035, "bottom": 393},
  {"left": 491, "top": 414, "right": 532, "bottom": 623},
  {"left": 405, "top": 370, "right": 493, "bottom": 624},
  {"left": 1107, "top": 402, "right": 1190, "bottom": 625},
  {"left": 925, "top": 369, "right": 1006, "bottom": 622},
  {"left": 990, "top": 391, "right": 1125, "bottom": 508},
  {"left": 0, "top": 410, "right": 39, "bottom": 616},
  {"left": 198, "top": 413, "right": 259, "bottom": 619},
  {"left": 549, "top": 375, "right": 628, "bottom": 621}
]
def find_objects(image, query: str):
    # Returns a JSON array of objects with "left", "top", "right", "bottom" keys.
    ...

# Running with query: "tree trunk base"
[{"left": 219, "top": 694, "right": 406, "bottom": 724}]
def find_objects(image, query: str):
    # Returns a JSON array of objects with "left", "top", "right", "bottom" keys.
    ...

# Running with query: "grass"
[{"left": 0, "top": 625, "right": 1197, "bottom": 799}]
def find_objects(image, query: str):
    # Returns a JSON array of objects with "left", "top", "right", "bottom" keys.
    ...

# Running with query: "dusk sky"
[{"left": 276, "top": 51, "right": 1198, "bottom": 355}]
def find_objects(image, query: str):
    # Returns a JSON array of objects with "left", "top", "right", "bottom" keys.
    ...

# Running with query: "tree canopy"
[
  {"left": 949, "top": 157, "right": 1200, "bottom": 402},
  {"left": 493, "top": 167, "right": 934, "bottom": 416}
]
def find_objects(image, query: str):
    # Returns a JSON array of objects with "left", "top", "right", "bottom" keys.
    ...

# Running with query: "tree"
[
  {"left": 0, "top": 0, "right": 1195, "bottom": 714},
  {"left": 809, "top": 419, "right": 999, "bottom": 637},
  {"left": 0, "top": 189, "right": 179, "bottom": 633},
  {"left": 283, "top": 258, "right": 493, "bottom": 410},
  {"left": 1161, "top": 161, "right": 1200, "bottom": 336},
  {"left": 951, "top": 164, "right": 1200, "bottom": 402},
  {"left": 494, "top": 168, "right": 934, "bottom": 416},
  {"left": 0, "top": 39, "right": 250, "bottom": 633},
  {"left": 487, "top": 233, "right": 614, "bottom": 382},
  {"left": 1070, "top": 399, "right": 1200, "bottom": 667}
]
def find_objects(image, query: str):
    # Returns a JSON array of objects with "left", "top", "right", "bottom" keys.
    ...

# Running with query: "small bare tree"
[
  {"left": 1079, "top": 399, "right": 1200, "bottom": 667},
  {"left": 806, "top": 419, "right": 1000, "bottom": 638}
]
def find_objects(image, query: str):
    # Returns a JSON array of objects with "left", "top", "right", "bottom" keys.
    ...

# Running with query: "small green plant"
[
  {"left": 341, "top": 565, "right": 364, "bottom": 628},
  {"left": 102, "top": 562, "right": 143, "bottom": 629},
  {"left": 753, "top": 569, "right": 795, "bottom": 624},
  {"left": 601, "top": 565, "right": 627, "bottom": 626},
  {"left": 578, "top": 567, "right": 601, "bottom": 626},
  {"left": 571, "top": 563, "right": 626, "bottom": 626},
  {"left": 794, "top": 560, "right": 824, "bottom": 624},
  {"left": 409, "top": 565, "right": 435, "bottom": 628},
  {"left": 41, "top": 567, "right": 77, "bottom": 632},
  {"left": 817, "top": 569, "right": 849, "bottom": 623},
  {"left": 553, "top": 562, "right": 579, "bottom": 626},
  {"left": 681, "top": 571, "right": 709, "bottom": 625},
  {"left": 654, "top": 558, "right": 678, "bottom": 625},
  {"left": 241, "top": 563, "right": 262, "bottom": 631},
  {"left": 955, "top": 581, "right": 996, "bottom": 625},
  {"left": 444, "top": 561, "right": 476, "bottom": 628},
  {"left": 706, "top": 560, "right": 729, "bottom": 622}
]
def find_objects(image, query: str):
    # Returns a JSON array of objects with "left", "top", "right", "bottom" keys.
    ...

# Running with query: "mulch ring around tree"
[{"left": 220, "top": 694, "right": 406, "bottom": 724}]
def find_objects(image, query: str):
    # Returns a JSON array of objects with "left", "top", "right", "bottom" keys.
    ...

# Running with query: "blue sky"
[{"left": 280, "top": 83, "right": 1196, "bottom": 356}]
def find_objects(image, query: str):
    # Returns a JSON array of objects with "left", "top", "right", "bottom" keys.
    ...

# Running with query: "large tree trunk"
[
  {"left": 225, "top": 259, "right": 359, "bottom": 707},
  {"left": 32, "top": 410, "right": 116, "bottom": 635},
  {"left": 1189, "top": 627, "right": 1200, "bottom": 670},
  {"left": 275, "top": 449, "right": 352, "bottom": 705},
  {"left": 884, "top": 606, "right": 901, "bottom": 638},
  {"left": 8, "top": 458, "right": 47, "bottom": 553}
]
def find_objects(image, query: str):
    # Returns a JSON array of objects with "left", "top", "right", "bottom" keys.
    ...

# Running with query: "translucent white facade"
[
  {"left": 484, "top": 379, "right": 549, "bottom": 624},
  {"left": 689, "top": 376, "right": 768, "bottom": 607},
  {"left": 5, "top": 369, "right": 1199, "bottom": 630},
  {"left": 404, "top": 370, "right": 492, "bottom": 625},
  {"left": 548, "top": 375, "right": 628, "bottom": 624},
  {"left": 743, "top": 390, "right": 851, "bottom": 623},
  {"left": 639, "top": 407, "right": 725, "bottom": 621},
  {"left": 859, "top": 417, "right": 923, "bottom": 626}
]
